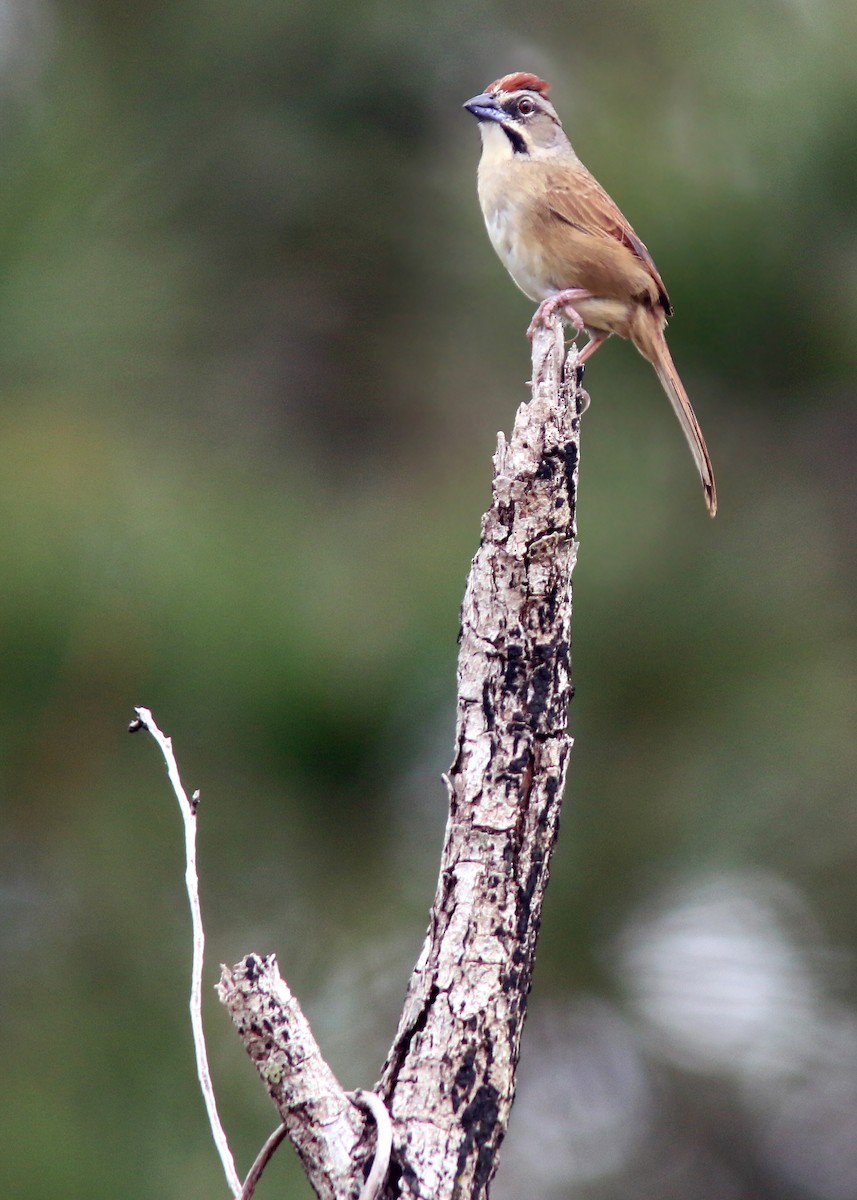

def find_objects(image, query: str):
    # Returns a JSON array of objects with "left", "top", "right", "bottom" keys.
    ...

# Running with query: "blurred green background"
[{"left": 2, "top": 2, "right": 856, "bottom": 1197}]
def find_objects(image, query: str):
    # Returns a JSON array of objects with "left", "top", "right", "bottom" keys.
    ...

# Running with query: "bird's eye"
[{"left": 516, "top": 97, "right": 535, "bottom": 116}]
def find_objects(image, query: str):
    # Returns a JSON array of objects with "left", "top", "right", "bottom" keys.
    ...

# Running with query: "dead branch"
[
  {"left": 218, "top": 954, "right": 368, "bottom": 1200},
  {"left": 210, "top": 314, "right": 582, "bottom": 1198},
  {"left": 376, "top": 318, "right": 581, "bottom": 1197}
]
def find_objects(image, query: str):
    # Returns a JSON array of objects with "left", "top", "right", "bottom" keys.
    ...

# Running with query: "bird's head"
[{"left": 464, "top": 72, "right": 569, "bottom": 158}]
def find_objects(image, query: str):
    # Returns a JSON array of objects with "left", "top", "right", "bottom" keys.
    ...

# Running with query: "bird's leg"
[
  {"left": 577, "top": 330, "right": 610, "bottom": 364},
  {"left": 564, "top": 330, "right": 609, "bottom": 416},
  {"left": 527, "top": 289, "right": 593, "bottom": 341}
]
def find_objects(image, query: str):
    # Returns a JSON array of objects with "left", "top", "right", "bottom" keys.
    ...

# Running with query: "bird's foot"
[
  {"left": 577, "top": 330, "right": 609, "bottom": 364},
  {"left": 527, "top": 289, "right": 592, "bottom": 340}
]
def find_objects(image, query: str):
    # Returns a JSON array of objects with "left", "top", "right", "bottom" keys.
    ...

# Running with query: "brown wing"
[{"left": 545, "top": 167, "right": 672, "bottom": 315}]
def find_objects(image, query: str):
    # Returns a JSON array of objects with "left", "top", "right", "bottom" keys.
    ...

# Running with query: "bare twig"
[
  {"left": 132, "top": 706, "right": 242, "bottom": 1198},
  {"left": 349, "top": 1090, "right": 393, "bottom": 1200},
  {"left": 238, "top": 1123, "right": 288, "bottom": 1200}
]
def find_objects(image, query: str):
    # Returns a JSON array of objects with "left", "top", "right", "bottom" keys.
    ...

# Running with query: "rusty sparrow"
[{"left": 465, "top": 72, "right": 716, "bottom": 516}]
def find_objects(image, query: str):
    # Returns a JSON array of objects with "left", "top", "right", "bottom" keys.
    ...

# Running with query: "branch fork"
[{"left": 136, "top": 314, "right": 583, "bottom": 1199}]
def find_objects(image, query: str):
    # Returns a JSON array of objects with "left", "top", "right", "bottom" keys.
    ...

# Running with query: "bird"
[{"left": 464, "top": 72, "right": 717, "bottom": 516}]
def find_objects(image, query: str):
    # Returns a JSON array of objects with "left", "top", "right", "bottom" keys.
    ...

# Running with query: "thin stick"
[
  {"left": 349, "top": 1090, "right": 393, "bottom": 1200},
  {"left": 132, "top": 706, "right": 242, "bottom": 1198},
  {"left": 238, "top": 1124, "right": 288, "bottom": 1200}
]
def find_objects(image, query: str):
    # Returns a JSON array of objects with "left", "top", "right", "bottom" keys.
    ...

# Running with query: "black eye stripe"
[
  {"left": 502, "top": 96, "right": 534, "bottom": 118},
  {"left": 501, "top": 94, "right": 560, "bottom": 128}
]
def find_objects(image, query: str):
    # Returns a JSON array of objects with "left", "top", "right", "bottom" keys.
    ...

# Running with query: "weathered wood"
[
  {"left": 377, "top": 319, "right": 582, "bottom": 1198},
  {"left": 218, "top": 954, "right": 367, "bottom": 1199},
  {"left": 218, "top": 316, "right": 583, "bottom": 1200}
]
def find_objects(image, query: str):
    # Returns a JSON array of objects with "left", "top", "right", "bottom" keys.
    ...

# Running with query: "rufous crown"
[{"left": 486, "top": 72, "right": 550, "bottom": 96}]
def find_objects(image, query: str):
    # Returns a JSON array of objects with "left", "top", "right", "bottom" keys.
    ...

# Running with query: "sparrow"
[{"left": 464, "top": 72, "right": 717, "bottom": 516}]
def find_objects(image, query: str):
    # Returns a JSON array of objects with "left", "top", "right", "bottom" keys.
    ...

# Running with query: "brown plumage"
[
  {"left": 464, "top": 74, "right": 717, "bottom": 516},
  {"left": 488, "top": 72, "right": 551, "bottom": 97}
]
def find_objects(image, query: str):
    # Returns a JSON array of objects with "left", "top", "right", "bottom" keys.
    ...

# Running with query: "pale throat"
[
  {"left": 477, "top": 119, "right": 519, "bottom": 167},
  {"left": 476, "top": 124, "right": 552, "bottom": 303}
]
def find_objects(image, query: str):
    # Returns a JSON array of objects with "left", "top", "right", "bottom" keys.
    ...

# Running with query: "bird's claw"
[{"left": 527, "top": 290, "right": 589, "bottom": 341}]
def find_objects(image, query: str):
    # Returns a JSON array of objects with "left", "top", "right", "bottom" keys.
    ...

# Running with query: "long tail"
[{"left": 632, "top": 313, "right": 717, "bottom": 516}]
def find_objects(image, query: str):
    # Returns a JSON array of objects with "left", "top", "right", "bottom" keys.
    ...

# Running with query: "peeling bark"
[
  {"left": 219, "top": 318, "right": 583, "bottom": 1199},
  {"left": 218, "top": 955, "right": 367, "bottom": 1200},
  {"left": 376, "top": 319, "right": 582, "bottom": 1198}
]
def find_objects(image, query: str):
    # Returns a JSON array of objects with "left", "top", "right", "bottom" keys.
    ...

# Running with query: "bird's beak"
[{"left": 463, "top": 93, "right": 505, "bottom": 123}]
